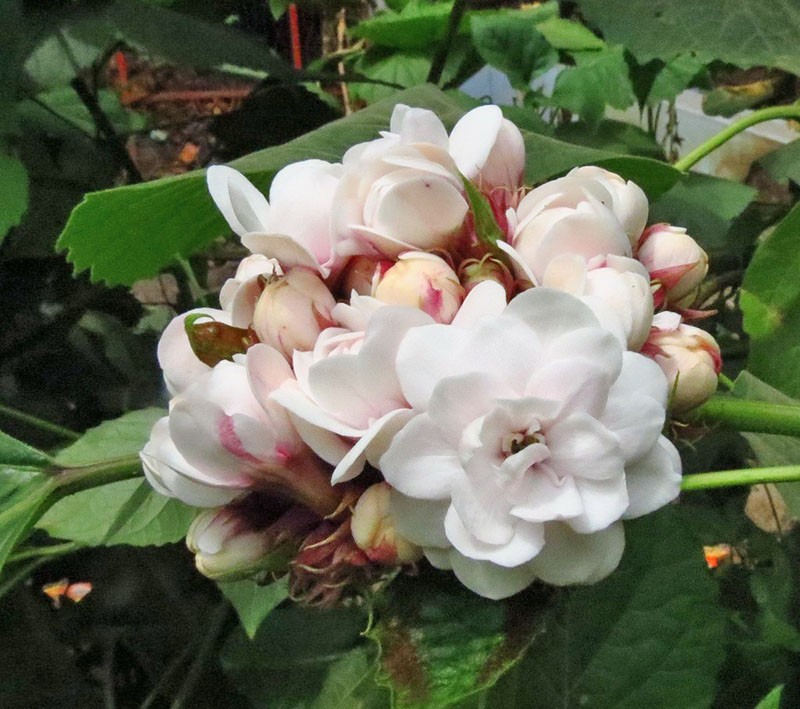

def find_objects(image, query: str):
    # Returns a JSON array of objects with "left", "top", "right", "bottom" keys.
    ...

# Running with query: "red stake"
[
  {"left": 114, "top": 50, "right": 129, "bottom": 85},
  {"left": 288, "top": 3, "right": 303, "bottom": 70}
]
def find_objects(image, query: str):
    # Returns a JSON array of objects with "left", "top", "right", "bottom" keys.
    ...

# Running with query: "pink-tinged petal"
[
  {"left": 246, "top": 343, "right": 294, "bottom": 404},
  {"left": 511, "top": 473, "right": 583, "bottom": 523},
  {"left": 169, "top": 400, "right": 261, "bottom": 485},
  {"left": 141, "top": 418, "right": 245, "bottom": 507},
  {"left": 623, "top": 436, "right": 682, "bottom": 519},
  {"left": 307, "top": 355, "right": 385, "bottom": 429},
  {"left": 331, "top": 408, "right": 414, "bottom": 483},
  {"left": 449, "top": 552, "right": 539, "bottom": 600},
  {"left": 380, "top": 414, "right": 463, "bottom": 499},
  {"left": 427, "top": 373, "right": 503, "bottom": 442},
  {"left": 241, "top": 233, "right": 323, "bottom": 275},
  {"left": 390, "top": 490, "right": 450, "bottom": 548},
  {"left": 614, "top": 351, "right": 669, "bottom": 405},
  {"left": 496, "top": 240, "right": 539, "bottom": 286},
  {"left": 445, "top": 504, "right": 544, "bottom": 567},
  {"left": 206, "top": 166, "right": 270, "bottom": 236},
  {"left": 527, "top": 521, "right": 625, "bottom": 586},
  {"left": 543, "top": 327, "right": 621, "bottom": 383},
  {"left": 451, "top": 280, "right": 507, "bottom": 328},
  {"left": 158, "top": 308, "right": 230, "bottom": 396},
  {"left": 568, "top": 476, "right": 629, "bottom": 533},
  {"left": 546, "top": 413, "right": 624, "bottom": 481}
]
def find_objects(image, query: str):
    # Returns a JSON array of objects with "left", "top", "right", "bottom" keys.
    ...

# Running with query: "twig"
[
  {"left": 0, "top": 402, "right": 80, "bottom": 441},
  {"left": 427, "top": 0, "right": 469, "bottom": 85},
  {"left": 70, "top": 76, "right": 143, "bottom": 183}
]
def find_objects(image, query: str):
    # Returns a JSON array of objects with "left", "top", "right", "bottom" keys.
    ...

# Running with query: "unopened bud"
[
  {"left": 187, "top": 500, "right": 317, "bottom": 581},
  {"left": 351, "top": 483, "right": 422, "bottom": 565},
  {"left": 643, "top": 313, "right": 721, "bottom": 412},
  {"left": 459, "top": 256, "right": 515, "bottom": 299},
  {"left": 373, "top": 252, "right": 465, "bottom": 323},
  {"left": 252, "top": 268, "right": 336, "bottom": 358},
  {"left": 637, "top": 224, "right": 708, "bottom": 309}
]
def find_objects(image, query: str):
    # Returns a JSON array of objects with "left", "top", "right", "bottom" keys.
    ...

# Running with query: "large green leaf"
[
  {"left": 0, "top": 429, "right": 52, "bottom": 469},
  {"left": 369, "top": 575, "right": 543, "bottom": 708},
  {"left": 470, "top": 10, "right": 558, "bottom": 90},
  {"left": 351, "top": 1, "right": 456, "bottom": 50},
  {"left": 731, "top": 372, "right": 800, "bottom": 518},
  {"left": 221, "top": 604, "right": 385, "bottom": 708},
  {"left": 758, "top": 139, "right": 800, "bottom": 186},
  {"left": 649, "top": 172, "right": 757, "bottom": 256},
  {"left": 36, "top": 478, "right": 196, "bottom": 547},
  {"left": 0, "top": 155, "right": 28, "bottom": 243},
  {"left": 741, "top": 202, "right": 800, "bottom": 396},
  {"left": 53, "top": 407, "right": 164, "bottom": 467},
  {"left": 578, "top": 0, "right": 800, "bottom": 77},
  {"left": 218, "top": 577, "right": 289, "bottom": 640},
  {"left": 35, "top": 408, "right": 194, "bottom": 547},
  {"left": 549, "top": 45, "right": 636, "bottom": 127},
  {"left": 487, "top": 506, "right": 726, "bottom": 707}
]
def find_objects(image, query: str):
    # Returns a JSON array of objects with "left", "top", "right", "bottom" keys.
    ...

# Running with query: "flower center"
[{"left": 501, "top": 429, "right": 544, "bottom": 457}]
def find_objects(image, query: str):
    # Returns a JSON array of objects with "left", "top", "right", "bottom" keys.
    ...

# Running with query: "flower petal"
[
  {"left": 623, "top": 436, "right": 682, "bottom": 519},
  {"left": 449, "top": 552, "right": 539, "bottom": 600},
  {"left": 206, "top": 166, "right": 270, "bottom": 236}
]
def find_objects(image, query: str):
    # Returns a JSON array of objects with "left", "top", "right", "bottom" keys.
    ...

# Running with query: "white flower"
[
  {"left": 519, "top": 166, "right": 648, "bottom": 246},
  {"left": 207, "top": 160, "right": 344, "bottom": 278},
  {"left": 503, "top": 193, "right": 631, "bottom": 286},
  {"left": 379, "top": 288, "right": 681, "bottom": 599},
  {"left": 331, "top": 105, "right": 468, "bottom": 259},
  {"left": 219, "top": 254, "right": 282, "bottom": 327}
]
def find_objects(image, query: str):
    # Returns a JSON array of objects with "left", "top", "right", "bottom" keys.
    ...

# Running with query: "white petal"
[
  {"left": 546, "top": 413, "right": 624, "bottom": 481},
  {"left": 623, "top": 436, "right": 682, "bottom": 518},
  {"left": 206, "top": 166, "right": 270, "bottom": 236},
  {"left": 527, "top": 521, "right": 625, "bottom": 585},
  {"left": 390, "top": 490, "right": 450, "bottom": 548},
  {"left": 449, "top": 552, "right": 539, "bottom": 599}
]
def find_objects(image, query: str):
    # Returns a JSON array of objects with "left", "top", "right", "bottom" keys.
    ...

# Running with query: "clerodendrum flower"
[{"left": 379, "top": 286, "right": 681, "bottom": 599}]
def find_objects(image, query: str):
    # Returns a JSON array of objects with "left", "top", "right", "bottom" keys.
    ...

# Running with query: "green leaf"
[
  {"left": 578, "top": 0, "right": 800, "bottom": 76},
  {"left": 54, "top": 407, "right": 164, "bottom": 466},
  {"left": 555, "top": 120, "right": 664, "bottom": 160},
  {"left": 649, "top": 172, "right": 757, "bottom": 256},
  {"left": 369, "top": 575, "right": 542, "bottom": 708},
  {"left": 731, "top": 372, "right": 800, "bottom": 518},
  {"left": 37, "top": 478, "right": 195, "bottom": 547},
  {"left": 461, "top": 176, "right": 505, "bottom": 255},
  {"left": 756, "top": 685, "right": 784, "bottom": 709},
  {"left": 221, "top": 604, "right": 378, "bottom": 708},
  {"left": 645, "top": 54, "right": 707, "bottom": 106},
  {"left": 550, "top": 45, "right": 636, "bottom": 127},
  {"left": 351, "top": 51, "right": 431, "bottom": 104},
  {"left": 488, "top": 506, "right": 726, "bottom": 707},
  {"left": 218, "top": 577, "right": 289, "bottom": 640},
  {"left": 0, "top": 430, "right": 52, "bottom": 468},
  {"left": 534, "top": 16, "right": 604, "bottom": 51},
  {"left": 0, "top": 468, "right": 53, "bottom": 574},
  {"left": 0, "top": 155, "right": 28, "bottom": 242},
  {"left": 470, "top": 11, "right": 558, "bottom": 90},
  {"left": 758, "top": 139, "right": 800, "bottom": 186},
  {"left": 742, "top": 202, "right": 800, "bottom": 396},
  {"left": 56, "top": 85, "right": 467, "bottom": 286},
  {"left": 351, "top": 1, "right": 456, "bottom": 51}
]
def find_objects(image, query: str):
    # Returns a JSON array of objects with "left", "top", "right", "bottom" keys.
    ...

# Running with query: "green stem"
[
  {"left": 674, "top": 103, "right": 800, "bottom": 172},
  {"left": 52, "top": 455, "right": 143, "bottom": 498},
  {"left": 170, "top": 602, "right": 231, "bottom": 709},
  {"left": 682, "top": 465, "right": 800, "bottom": 491},
  {"left": 175, "top": 255, "right": 210, "bottom": 308},
  {"left": 7, "top": 542, "right": 79, "bottom": 564},
  {"left": 684, "top": 394, "right": 800, "bottom": 437},
  {"left": 427, "top": 0, "right": 468, "bottom": 85},
  {"left": 0, "top": 403, "right": 80, "bottom": 441}
]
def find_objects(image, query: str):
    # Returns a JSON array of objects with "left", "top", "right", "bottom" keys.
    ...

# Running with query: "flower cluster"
[{"left": 141, "top": 104, "right": 721, "bottom": 601}]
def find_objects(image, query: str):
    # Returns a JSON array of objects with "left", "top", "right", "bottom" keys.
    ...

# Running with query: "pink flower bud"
[
  {"left": 373, "top": 252, "right": 465, "bottom": 323},
  {"left": 458, "top": 256, "right": 516, "bottom": 299},
  {"left": 186, "top": 500, "right": 317, "bottom": 581},
  {"left": 351, "top": 483, "right": 422, "bottom": 565},
  {"left": 339, "top": 256, "right": 392, "bottom": 296},
  {"left": 637, "top": 224, "right": 708, "bottom": 309},
  {"left": 642, "top": 312, "right": 721, "bottom": 412},
  {"left": 252, "top": 268, "right": 336, "bottom": 358}
]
